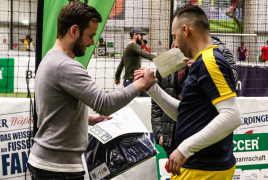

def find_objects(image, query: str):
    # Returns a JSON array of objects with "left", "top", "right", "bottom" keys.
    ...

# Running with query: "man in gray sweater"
[{"left": 27, "top": 2, "right": 157, "bottom": 179}]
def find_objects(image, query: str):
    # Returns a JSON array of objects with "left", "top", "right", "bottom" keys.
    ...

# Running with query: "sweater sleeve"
[
  {"left": 58, "top": 60, "right": 139, "bottom": 116},
  {"left": 132, "top": 43, "right": 156, "bottom": 60}
]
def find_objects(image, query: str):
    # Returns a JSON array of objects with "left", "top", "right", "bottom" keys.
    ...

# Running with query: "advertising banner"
[
  {"left": 233, "top": 134, "right": 268, "bottom": 180},
  {"left": 0, "top": 98, "right": 33, "bottom": 180},
  {"left": 0, "top": 58, "right": 14, "bottom": 93},
  {"left": 176, "top": 0, "right": 244, "bottom": 32}
]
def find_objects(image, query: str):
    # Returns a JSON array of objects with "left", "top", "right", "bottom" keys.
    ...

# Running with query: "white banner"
[
  {"left": 1, "top": 97, "right": 268, "bottom": 180},
  {"left": 0, "top": 98, "right": 33, "bottom": 180}
]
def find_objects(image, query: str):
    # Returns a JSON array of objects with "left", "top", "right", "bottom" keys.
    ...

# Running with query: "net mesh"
[
  {"left": 0, "top": 0, "right": 36, "bottom": 97},
  {"left": 0, "top": 0, "right": 268, "bottom": 97}
]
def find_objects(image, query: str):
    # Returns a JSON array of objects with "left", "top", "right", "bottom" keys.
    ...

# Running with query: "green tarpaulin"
[{"left": 42, "top": 0, "right": 116, "bottom": 68}]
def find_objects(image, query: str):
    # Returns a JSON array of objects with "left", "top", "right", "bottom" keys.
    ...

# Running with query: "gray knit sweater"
[{"left": 32, "top": 49, "right": 138, "bottom": 165}]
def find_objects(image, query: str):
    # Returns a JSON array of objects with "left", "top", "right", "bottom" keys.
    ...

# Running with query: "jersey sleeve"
[{"left": 197, "top": 50, "right": 237, "bottom": 105}]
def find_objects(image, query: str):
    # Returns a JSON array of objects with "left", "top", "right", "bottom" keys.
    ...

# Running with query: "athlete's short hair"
[
  {"left": 173, "top": 4, "right": 210, "bottom": 33},
  {"left": 57, "top": 1, "right": 102, "bottom": 39}
]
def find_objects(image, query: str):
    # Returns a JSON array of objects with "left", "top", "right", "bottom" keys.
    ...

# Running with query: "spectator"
[
  {"left": 261, "top": 40, "right": 268, "bottom": 62},
  {"left": 141, "top": 39, "right": 150, "bottom": 52},
  {"left": 237, "top": 42, "right": 248, "bottom": 61},
  {"left": 19, "top": 35, "right": 34, "bottom": 51},
  {"left": 115, "top": 27, "right": 156, "bottom": 97}
]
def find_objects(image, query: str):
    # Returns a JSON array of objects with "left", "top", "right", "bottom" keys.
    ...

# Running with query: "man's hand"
[
  {"left": 115, "top": 79, "right": 120, "bottom": 85},
  {"left": 159, "top": 136, "right": 164, "bottom": 148},
  {"left": 134, "top": 67, "right": 145, "bottom": 81},
  {"left": 88, "top": 114, "right": 112, "bottom": 126},
  {"left": 166, "top": 148, "right": 187, "bottom": 176},
  {"left": 183, "top": 57, "right": 194, "bottom": 67},
  {"left": 133, "top": 67, "right": 157, "bottom": 92}
]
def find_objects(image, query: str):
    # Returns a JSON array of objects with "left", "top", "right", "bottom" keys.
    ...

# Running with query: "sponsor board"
[{"left": 0, "top": 98, "right": 33, "bottom": 180}]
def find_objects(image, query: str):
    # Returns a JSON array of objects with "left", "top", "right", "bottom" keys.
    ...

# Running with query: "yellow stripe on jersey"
[{"left": 202, "top": 47, "right": 236, "bottom": 105}]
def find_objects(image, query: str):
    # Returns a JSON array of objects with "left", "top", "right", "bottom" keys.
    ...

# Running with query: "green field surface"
[
  {"left": 0, "top": 93, "right": 34, "bottom": 98},
  {"left": 209, "top": 19, "right": 243, "bottom": 32}
]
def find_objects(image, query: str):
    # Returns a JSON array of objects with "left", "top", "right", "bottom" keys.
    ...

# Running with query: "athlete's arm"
[
  {"left": 133, "top": 43, "right": 156, "bottom": 60},
  {"left": 178, "top": 96, "right": 242, "bottom": 158},
  {"left": 147, "top": 83, "right": 180, "bottom": 121}
]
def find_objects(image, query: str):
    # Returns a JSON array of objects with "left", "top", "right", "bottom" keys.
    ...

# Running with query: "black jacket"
[{"left": 151, "top": 36, "right": 238, "bottom": 157}]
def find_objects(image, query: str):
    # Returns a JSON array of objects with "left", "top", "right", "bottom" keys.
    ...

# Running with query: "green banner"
[
  {"left": 156, "top": 134, "right": 268, "bottom": 180},
  {"left": 42, "top": 0, "right": 115, "bottom": 68},
  {"left": 0, "top": 58, "right": 14, "bottom": 93}
]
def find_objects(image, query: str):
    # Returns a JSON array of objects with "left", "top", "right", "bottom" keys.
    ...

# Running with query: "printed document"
[
  {"left": 153, "top": 48, "right": 186, "bottom": 78},
  {"left": 88, "top": 107, "right": 148, "bottom": 144}
]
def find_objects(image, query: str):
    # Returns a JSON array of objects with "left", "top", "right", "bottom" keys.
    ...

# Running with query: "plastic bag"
[{"left": 84, "top": 133, "right": 157, "bottom": 180}]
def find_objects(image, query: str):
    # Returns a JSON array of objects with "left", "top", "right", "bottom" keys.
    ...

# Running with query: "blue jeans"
[
  {"left": 123, "top": 79, "right": 149, "bottom": 97},
  {"left": 28, "top": 163, "right": 85, "bottom": 180}
]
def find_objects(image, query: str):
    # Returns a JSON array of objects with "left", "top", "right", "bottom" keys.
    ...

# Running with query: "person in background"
[
  {"left": 226, "top": 0, "right": 240, "bottom": 26},
  {"left": 97, "top": 37, "right": 106, "bottom": 56},
  {"left": 141, "top": 39, "right": 150, "bottom": 52},
  {"left": 115, "top": 27, "right": 156, "bottom": 97},
  {"left": 261, "top": 40, "right": 268, "bottom": 62},
  {"left": 27, "top": 2, "right": 157, "bottom": 179},
  {"left": 237, "top": 41, "right": 248, "bottom": 61},
  {"left": 152, "top": 36, "right": 238, "bottom": 159},
  {"left": 19, "top": 35, "right": 34, "bottom": 51}
]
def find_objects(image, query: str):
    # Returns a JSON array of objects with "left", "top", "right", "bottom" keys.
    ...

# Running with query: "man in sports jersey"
[
  {"left": 226, "top": 0, "right": 240, "bottom": 26},
  {"left": 261, "top": 40, "right": 268, "bottom": 62},
  {"left": 135, "top": 4, "right": 242, "bottom": 180},
  {"left": 237, "top": 42, "right": 248, "bottom": 61}
]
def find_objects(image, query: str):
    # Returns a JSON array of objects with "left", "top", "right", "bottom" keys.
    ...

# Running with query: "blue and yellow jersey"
[{"left": 176, "top": 45, "right": 237, "bottom": 171}]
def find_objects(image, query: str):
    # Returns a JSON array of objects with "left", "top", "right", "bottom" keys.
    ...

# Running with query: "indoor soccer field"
[{"left": 1, "top": 0, "right": 268, "bottom": 180}]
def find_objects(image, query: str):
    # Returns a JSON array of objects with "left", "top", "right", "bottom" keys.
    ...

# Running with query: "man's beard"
[
  {"left": 73, "top": 36, "right": 86, "bottom": 57},
  {"left": 136, "top": 38, "right": 142, "bottom": 46}
]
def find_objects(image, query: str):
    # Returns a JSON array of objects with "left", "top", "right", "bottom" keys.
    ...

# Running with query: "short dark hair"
[
  {"left": 241, "top": 41, "right": 244, "bottom": 44},
  {"left": 143, "top": 40, "right": 147, "bottom": 45},
  {"left": 57, "top": 1, "right": 102, "bottom": 39},
  {"left": 267, "top": 40, "right": 268, "bottom": 44},
  {"left": 173, "top": 4, "right": 210, "bottom": 33},
  {"left": 26, "top": 35, "right": 32, "bottom": 42}
]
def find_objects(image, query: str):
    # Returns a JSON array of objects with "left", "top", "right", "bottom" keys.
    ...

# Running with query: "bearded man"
[
  {"left": 115, "top": 27, "right": 156, "bottom": 97},
  {"left": 28, "top": 2, "right": 157, "bottom": 179}
]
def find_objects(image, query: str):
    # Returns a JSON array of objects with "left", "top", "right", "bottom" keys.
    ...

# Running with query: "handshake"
[
  {"left": 132, "top": 67, "right": 157, "bottom": 93},
  {"left": 132, "top": 58, "right": 194, "bottom": 93}
]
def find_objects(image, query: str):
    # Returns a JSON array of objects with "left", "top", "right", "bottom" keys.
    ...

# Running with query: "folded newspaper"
[
  {"left": 84, "top": 107, "right": 157, "bottom": 180},
  {"left": 153, "top": 48, "right": 186, "bottom": 78}
]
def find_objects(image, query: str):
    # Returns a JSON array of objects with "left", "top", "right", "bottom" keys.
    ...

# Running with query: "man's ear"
[
  {"left": 182, "top": 25, "right": 190, "bottom": 37},
  {"left": 70, "top": 25, "right": 79, "bottom": 39}
]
